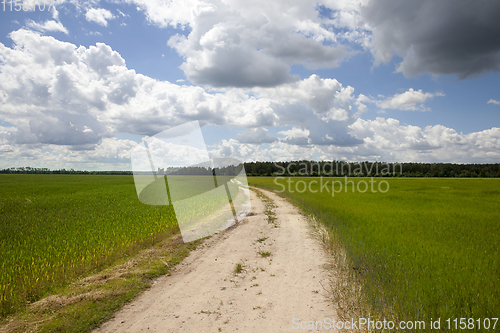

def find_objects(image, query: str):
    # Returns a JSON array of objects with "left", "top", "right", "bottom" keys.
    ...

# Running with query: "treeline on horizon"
[
  {"left": 2, "top": 161, "right": 500, "bottom": 178},
  {"left": 0, "top": 167, "right": 131, "bottom": 175},
  {"left": 245, "top": 161, "right": 500, "bottom": 178}
]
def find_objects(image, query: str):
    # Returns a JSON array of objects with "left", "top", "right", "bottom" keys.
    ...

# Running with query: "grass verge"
[
  {"left": 0, "top": 233, "right": 201, "bottom": 333},
  {"left": 308, "top": 215, "right": 369, "bottom": 330}
]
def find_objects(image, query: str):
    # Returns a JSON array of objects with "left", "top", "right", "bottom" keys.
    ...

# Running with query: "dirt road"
[{"left": 94, "top": 188, "right": 338, "bottom": 332}]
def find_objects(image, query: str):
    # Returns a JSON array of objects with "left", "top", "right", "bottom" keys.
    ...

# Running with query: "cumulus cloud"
[
  {"left": 236, "top": 128, "right": 277, "bottom": 144},
  {"left": 251, "top": 75, "right": 362, "bottom": 146},
  {"left": 0, "top": 136, "right": 139, "bottom": 170},
  {"left": 125, "top": 0, "right": 354, "bottom": 87},
  {"left": 119, "top": 0, "right": 198, "bottom": 28},
  {"left": 0, "top": 30, "right": 121, "bottom": 148},
  {"left": 277, "top": 127, "right": 310, "bottom": 146},
  {"left": 51, "top": 6, "right": 60, "bottom": 20},
  {"left": 348, "top": 117, "right": 500, "bottom": 162},
  {"left": 2, "top": 27, "right": 499, "bottom": 168},
  {"left": 255, "top": 75, "right": 349, "bottom": 116},
  {"left": 116, "top": 0, "right": 500, "bottom": 82},
  {"left": 487, "top": 99, "right": 500, "bottom": 105},
  {"left": 355, "top": 94, "right": 371, "bottom": 115},
  {"left": 279, "top": 127, "right": 310, "bottom": 138},
  {"left": 209, "top": 139, "right": 318, "bottom": 162},
  {"left": 377, "top": 88, "right": 444, "bottom": 111},
  {"left": 25, "top": 20, "right": 69, "bottom": 34},
  {"left": 208, "top": 118, "right": 500, "bottom": 164},
  {"left": 207, "top": 119, "right": 500, "bottom": 164},
  {"left": 50, "top": 0, "right": 500, "bottom": 84},
  {"left": 0, "top": 29, "right": 360, "bottom": 150},
  {"left": 362, "top": 0, "right": 500, "bottom": 78},
  {"left": 85, "top": 8, "right": 115, "bottom": 26}
]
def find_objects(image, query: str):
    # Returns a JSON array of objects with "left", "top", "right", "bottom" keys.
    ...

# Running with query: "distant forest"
[
  {"left": 244, "top": 161, "right": 500, "bottom": 178},
  {"left": 0, "top": 167, "right": 131, "bottom": 175},
  {"left": 2, "top": 161, "right": 500, "bottom": 178}
]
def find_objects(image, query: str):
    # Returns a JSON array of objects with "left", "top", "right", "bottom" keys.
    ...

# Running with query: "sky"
[{"left": 0, "top": 0, "right": 499, "bottom": 170}]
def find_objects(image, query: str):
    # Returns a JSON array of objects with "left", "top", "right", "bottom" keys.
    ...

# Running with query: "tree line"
[
  {"left": 0, "top": 167, "right": 132, "bottom": 175},
  {"left": 1, "top": 161, "right": 500, "bottom": 177},
  {"left": 244, "top": 161, "right": 500, "bottom": 177}
]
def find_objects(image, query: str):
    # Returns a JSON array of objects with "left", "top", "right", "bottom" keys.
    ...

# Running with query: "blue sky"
[{"left": 0, "top": 0, "right": 499, "bottom": 170}]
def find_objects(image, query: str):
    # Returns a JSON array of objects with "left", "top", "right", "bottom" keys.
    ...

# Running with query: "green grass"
[
  {"left": 234, "top": 263, "right": 243, "bottom": 274},
  {"left": 248, "top": 177, "right": 500, "bottom": 326},
  {"left": 258, "top": 251, "right": 271, "bottom": 258},
  {"left": 0, "top": 174, "right": 179, "bottom": 317},
  {"left": 4, "top": 235, "right": 200, "bottom": 332}
]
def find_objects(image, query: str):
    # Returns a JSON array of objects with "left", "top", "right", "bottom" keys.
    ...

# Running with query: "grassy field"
[
  {"left": 2, "top": 174, "right": 498, "bottom": 330},
  {"left": 0, "top": 173, "right": 245, "bottom": 320},
  {"left": 248, "top": 177, "right": 500, "bottom": 326},
  {"left": 0, "top": 174, "right": 178, "bottom": 316}
]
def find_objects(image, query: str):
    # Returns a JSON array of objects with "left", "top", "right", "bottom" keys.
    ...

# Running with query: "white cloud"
[
  {"left": 119, "top": 0, "right": 198, "bottom": 28},
  {"left": 376, "top": 88, "right": 444, "bottom": 111},
  {"left": 51, "top": 6, "right": 59, "bottom": 20},
  {"left": 26, "top": 20, "right": 69, "bottom": 34},
  {"left": 278, "top": 127, "right": 310, "bottom": 138},
  {"left": 209, "top": 139, "right": 317, "bottom": 162},
  {"left": 487, "top": 99, "right": 500, "bottom": 105},
  {"left": 236, "top": 128, "right": 277, "bottom": 144},
  {"left": 347, "top": 117, "right": 500, "bottom": 162},
  {"left": 124, "top": 0, "right": 355, "bottom": 87},
  {"left": 0, "top": 29, "right": 360, "bottom": 150},
  {"left": 355, "top": 93, "right": 371, "bottom": 115},
  {"left": 29, "top": 0, "right": 500, "bottom": 82},
  {"left": 117, "top": 9, "right": 128, "bottom": 17},
  {"left": 278, "top": 127, "right": 311, "bottom": 145},
  {"left": 0, "top": 132, "right": 140, "bottom": 170},
  {"left": 1, "top": 27, "right": 498, "bottom": 169},
  {"left": 85, "top": 8, "right": 115, "bottom": 26},
  {"left": 254, "top": 74, "right": 349, "bottom": 115},
  {"left": 207, "top": 119, "right": 500, "bottom": 163},
  {"left": 120, "top": 0, "right": 500, "bottom": 83}
]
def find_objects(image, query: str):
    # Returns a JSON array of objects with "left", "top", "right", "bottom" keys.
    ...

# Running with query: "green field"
[
  {"left": 0, "top": 174, "right": 247, "bottom": 318},
  {"left": 0, "top": 175, "right": 178, "bottom": 316},
  {"left": 248, "top": 177, "right": 500, "bottom": 325},
  {"left": 2, "top": 174, "right": 499, "bottom": 328}
]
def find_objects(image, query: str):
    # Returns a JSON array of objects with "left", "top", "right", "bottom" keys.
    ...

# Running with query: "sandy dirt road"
[{"left": 94, "top": 188, "right": 338, "bottom": 332}]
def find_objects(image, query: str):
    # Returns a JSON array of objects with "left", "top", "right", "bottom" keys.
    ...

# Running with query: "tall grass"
[
  {"left": 249, "top": 177, "right": 500, "bottom": 327},
  {"left": 0, "top": 175, "right": 178, "bottom": 316}
]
